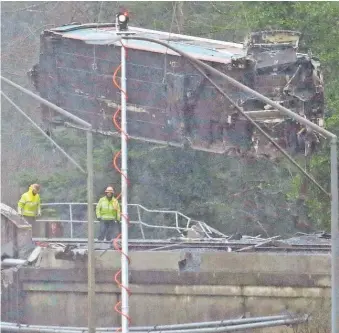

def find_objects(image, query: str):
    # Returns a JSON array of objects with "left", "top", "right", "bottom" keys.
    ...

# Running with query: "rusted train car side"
[{"left": 30, "top": 25, "right": 325, "bottom": 158}]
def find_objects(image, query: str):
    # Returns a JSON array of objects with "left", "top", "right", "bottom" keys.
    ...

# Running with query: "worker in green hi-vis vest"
[{"left": 95, "top": 186, "right": 121, "bottom": 241}]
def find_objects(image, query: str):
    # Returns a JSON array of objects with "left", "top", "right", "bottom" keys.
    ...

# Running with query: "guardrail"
[{"left": 37, "top": 203, "right": 227, "bottom": 239}]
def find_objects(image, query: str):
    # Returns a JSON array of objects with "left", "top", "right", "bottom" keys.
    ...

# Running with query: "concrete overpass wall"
[{"left": 4, "top": 250, "right": 331, "bottom": 331}]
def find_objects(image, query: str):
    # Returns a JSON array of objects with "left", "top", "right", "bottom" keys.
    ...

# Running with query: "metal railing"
[{"left": 37, "top": 202, "right": 227, "bottom": 240}]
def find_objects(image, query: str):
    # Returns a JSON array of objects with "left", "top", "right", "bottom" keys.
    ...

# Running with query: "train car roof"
[{"left": 47, "top": 23, "right": 246, "bottom": 64}]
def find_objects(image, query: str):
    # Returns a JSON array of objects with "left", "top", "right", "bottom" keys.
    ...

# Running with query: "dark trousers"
[
  {"left": 98, "top": 220, "right": 120, "bottom": 241},
  {"left": 24, "top": 216, "right": 44, "bottom": 238}
]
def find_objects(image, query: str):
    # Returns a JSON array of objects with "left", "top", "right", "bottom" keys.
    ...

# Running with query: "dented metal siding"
[{"left": 38, "top": 33, "right": 249, "bottom": 146}]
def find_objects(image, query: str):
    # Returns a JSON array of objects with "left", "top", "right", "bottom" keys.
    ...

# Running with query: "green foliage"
[
  {"left": 231, "top": 1, "right": 339, "bottom": 231},
  {"left": 17, "top": 127, "right": 121, "bottom": 203}
]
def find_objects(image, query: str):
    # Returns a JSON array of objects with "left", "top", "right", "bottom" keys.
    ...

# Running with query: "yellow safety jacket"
[
  {"left": 18, "top": 186, "right": 41, "bottom": 217},
  {"left": 96, "top": 196, "right": 121, "bottom": 221}
]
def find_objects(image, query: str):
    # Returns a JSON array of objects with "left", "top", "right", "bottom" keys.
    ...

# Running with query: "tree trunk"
[{"left": 176, "top": 1, "right": 185, "bottom": 34}]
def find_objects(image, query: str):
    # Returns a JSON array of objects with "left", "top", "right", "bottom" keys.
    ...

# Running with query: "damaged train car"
[{"left": 29, "top": 25, "right": 325, "bottom": 158}]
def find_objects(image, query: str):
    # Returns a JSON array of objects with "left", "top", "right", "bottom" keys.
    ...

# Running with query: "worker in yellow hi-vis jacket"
[
  {"left": 96, "top": 186, "right": 121, "bottom": 241},
  {"left": 18, "top": 184, "right": 42, "bottom": 237}
]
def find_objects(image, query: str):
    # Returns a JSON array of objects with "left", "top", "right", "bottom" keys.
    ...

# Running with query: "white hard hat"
[{"left": 105, "top": 186, "right": 114, "bottom": 193}]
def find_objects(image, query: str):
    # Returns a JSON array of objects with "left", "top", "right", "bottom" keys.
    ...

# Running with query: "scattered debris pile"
[
  {"left": 24, "top": 232, "right": 331, "bottom": 257},
  {"left": 53, "top": 243, "right": 88, "bottom": 261}
]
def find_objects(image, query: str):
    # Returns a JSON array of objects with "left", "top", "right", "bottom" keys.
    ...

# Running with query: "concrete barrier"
[{"left": 2, "top": 249, "right": 331, "bottom": 332}]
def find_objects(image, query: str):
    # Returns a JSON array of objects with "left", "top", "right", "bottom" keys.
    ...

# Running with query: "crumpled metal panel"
[{"left": 235, "top": 30, "right": 325, "bottom": 158}]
